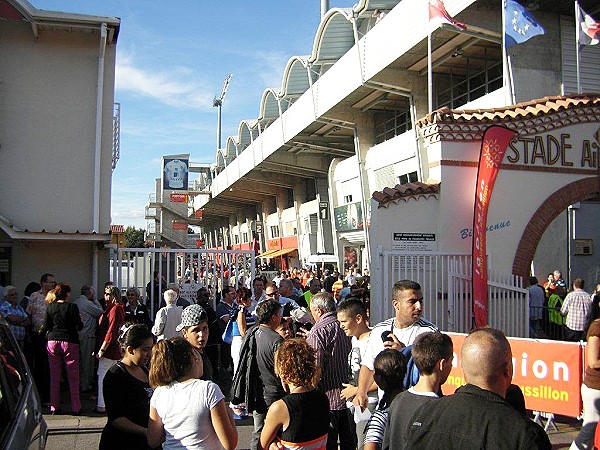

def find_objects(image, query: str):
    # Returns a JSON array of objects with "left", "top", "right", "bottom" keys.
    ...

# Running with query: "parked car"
[{"left": 0, "top": 315, "right": 47, "bottom": 449}]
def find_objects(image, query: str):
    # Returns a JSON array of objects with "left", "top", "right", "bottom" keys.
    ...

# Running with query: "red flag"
[
  {"left": 429, "top": 0, "right": 467, "bottom": 31},
  {"left": 577, "top": 5, "right": 600, "bottom": 46},
  {"left": 472, "top": 126, "right": 516, "bottom": 328}
]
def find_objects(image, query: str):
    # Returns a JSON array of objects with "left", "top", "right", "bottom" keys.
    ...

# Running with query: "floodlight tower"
[{"left": 213, "top": 73, "right": 233, "bottom": 150}]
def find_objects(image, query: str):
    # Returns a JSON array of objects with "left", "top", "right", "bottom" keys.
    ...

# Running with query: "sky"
[{"left": 36, "top": 0, "right": 355, "bottom": 230}]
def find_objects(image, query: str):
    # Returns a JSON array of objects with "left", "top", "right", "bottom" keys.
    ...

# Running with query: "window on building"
[
  {"left": 434, "top": 44, "right": 502, "bottom": 110},
  {"left": 242, "top": 232, "right": 248, "bottom": 243},
  {"left": 374, "top": 107, "right": 412, "bottom": 145},
  {"left": 398, "top": 171, "right": 418, "bottom": 185},
  {"left": 270, "top": 225, "right": 280, "bottom": 238},
  {"left": 234, "top": 235, "right": 240, "bottom": 245},
  {"left": 344, "top": 194, "right": 353, "bottom": 204}
]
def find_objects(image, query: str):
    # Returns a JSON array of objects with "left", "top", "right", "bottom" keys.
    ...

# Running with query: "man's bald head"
[{"left": 461, "top": 328, "right": 513, "bottom": 396}]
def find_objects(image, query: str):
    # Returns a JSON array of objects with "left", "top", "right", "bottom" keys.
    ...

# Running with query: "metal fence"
[
  {"left": 110, "top": 248, "right": 256, "bottom": 318},
  {"left": 377, "top": 251, "right": 529, "bottom": 337}
]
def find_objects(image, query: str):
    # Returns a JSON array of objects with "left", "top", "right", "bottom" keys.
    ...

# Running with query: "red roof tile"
[
  {"left": 373, "top": 181, "right": 441, "bottom": 208},
  {"left": 416, "top": 94, "right": 600, "bottom": 127},
  {"left": 110, "top": 224, "right": 125, "bottom": 234}
]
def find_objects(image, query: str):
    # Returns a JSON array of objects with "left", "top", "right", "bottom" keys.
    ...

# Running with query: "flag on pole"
[
  {"left": 577, "top": 4, "right": 600, "bottom": 46},
  {"left": 429, "top": 0, "right": 467, "bottom": 31},
  {"left": 471, "top": 125, "right": 516, "bottom": 328},
  {"left": 504, "top": 0, "right": 545, "bottom": 48}
]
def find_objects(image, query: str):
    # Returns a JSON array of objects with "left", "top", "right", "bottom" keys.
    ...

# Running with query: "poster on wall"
[
  {"left": 344, "top": 247, "right": 358, "bottom": 270},
  {"left": 162, "top": 154, "right": 189, "bottom": 191},
  {"left": 391, "top": 233, "right": 436, "bottom": 252}
]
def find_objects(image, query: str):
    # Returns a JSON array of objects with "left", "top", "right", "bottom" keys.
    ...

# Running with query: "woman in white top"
[
  {"left": 152, "top": 290, "right": 183, "bottom": 341},
  {"left": 147, "top": 337, "right": 237, "bottom": 450}
]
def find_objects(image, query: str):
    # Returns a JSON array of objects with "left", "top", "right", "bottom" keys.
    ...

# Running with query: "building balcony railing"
[{"left": 145, "top": 206, "right": 157, "bottom": 219}]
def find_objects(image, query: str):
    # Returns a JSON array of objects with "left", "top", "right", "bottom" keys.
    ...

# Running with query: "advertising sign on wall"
[
  {"left": 442, "top": 333, "right": 582, "bottom": 417},
  {"left": 171, "top": 221, "right": 188, "bottom": 231},
  {"left": 334, "top": 201, "right": 363, "bottom": 231},
  {"left": 162, "top": 154, "right": 189, "bottom": 191},
  {"left": 169, "top": 193, "right": 188, "bottom": 203}
]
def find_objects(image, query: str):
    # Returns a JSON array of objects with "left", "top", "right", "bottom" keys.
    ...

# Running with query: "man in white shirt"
[
  {"left": 354, "top": 279, "right": 438, "bottom": 410},
  {"left": 72, "top": 284, "right": 104, "bottom": 391},
  {"left": 337, "top": 298, "right": 376, "bottom": 450}
]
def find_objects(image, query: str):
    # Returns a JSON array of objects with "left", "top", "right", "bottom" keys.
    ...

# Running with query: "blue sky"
[{"left": 36, "top": 0, "right": 354, "bottom": 230}]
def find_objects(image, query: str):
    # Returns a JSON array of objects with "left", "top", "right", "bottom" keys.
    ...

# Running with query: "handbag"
[{"left": 222, "top": 318, "right": 234, "bottom": 345}]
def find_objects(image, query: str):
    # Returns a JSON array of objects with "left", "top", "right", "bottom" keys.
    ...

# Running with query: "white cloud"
[
  {"left": 112, "top": 209, "right": 145, "bottom": 219},
  {"left": 115, "top": 53, "right": 214, "bottom": 109},
  {"left": 251, "top": 51, "right": 290, "bottom": 89}
]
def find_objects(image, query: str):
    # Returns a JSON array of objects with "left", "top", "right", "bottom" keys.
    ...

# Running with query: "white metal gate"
[
  {"left": 110, "top": 248, "right": 256, "bottom": 318},
  {"left": 374, "top": 250, "right": 529, "bottom": 337},
  {"left": 448, "top": 260, "right": 529, "bottom": 337}
]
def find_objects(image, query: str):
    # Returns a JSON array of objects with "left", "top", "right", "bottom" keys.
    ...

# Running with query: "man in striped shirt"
[
  {"left": 354, "top": 279, "right": 438, "bottom": 411},
  {"left": 306, "top": 292, "right": 356, "bottom": 450}
]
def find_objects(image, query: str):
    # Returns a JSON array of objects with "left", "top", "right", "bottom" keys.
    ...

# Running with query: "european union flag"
[{"left": 504, "top": 0, "right": 545, "bottom": 48}]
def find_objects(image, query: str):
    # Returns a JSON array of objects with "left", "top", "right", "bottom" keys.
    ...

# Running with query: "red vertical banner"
[{"left": 472, "top": 126, "right": 516, "bottom": 328}]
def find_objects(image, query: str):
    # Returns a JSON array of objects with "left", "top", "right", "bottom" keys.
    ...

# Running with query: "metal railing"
[
  {"left": 111, "top": 248, "right": 256, "bottom": 319},
  {"left": 378, "top": 251, "right": 529, "bottom": 337}
]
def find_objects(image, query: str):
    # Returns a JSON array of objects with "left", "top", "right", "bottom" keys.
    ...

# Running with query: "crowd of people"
[
  {"left": 6, "top": 265, "right": 600, "bottom": 449},
  {"left": 528, "top": 269, "right": 600, "bottom": 342}
]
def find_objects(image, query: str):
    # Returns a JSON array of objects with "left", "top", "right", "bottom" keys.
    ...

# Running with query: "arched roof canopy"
[
  {"left": 352, "top": 0, "right": 401, "bottom": 14},
  {"left": 258, "top": 88, "right": 282, "bottom": 122},
  {"left": 225, "top": 136, "right": 238, "bottom": 159},
  {"left": 281, "top": 56, "right": 314, "bottom": 97},
  {"left": 215, "top": 149, "right": 226, "bottom": 168},
  {"left": 310, "top": 9, "right": 356, "bottom": 65},
  {"left": 238, "top": 121, "right": 255, "bottom": 151}
]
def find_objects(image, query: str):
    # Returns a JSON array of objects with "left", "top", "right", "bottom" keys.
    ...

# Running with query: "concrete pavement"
[{"left": 44, "top": 409, "right": 580, "bottom": 450}]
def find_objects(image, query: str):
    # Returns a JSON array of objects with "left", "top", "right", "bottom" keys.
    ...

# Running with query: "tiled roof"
[
  {"left": 373, "top": 181, "right": 441, "bottom": 208},
  {"left": 417, "top": 94, "right": 600, "bottom": 127},
  {"left": 110, "top": 224, "right": 125, "bottom": 234}
]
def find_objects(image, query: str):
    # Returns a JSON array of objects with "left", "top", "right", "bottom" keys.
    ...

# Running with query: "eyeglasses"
[{"left": 265, "top": 291, "right": 279, "bottom": 298}]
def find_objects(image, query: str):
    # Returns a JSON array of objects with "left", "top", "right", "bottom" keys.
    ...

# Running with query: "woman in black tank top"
[{"left": 259, "top": 338, "right": 330, "bottom": 450}]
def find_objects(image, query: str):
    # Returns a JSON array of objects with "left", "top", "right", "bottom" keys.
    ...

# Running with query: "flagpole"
[
  {"left": 502, "top": 0, "right": 509, "bottom": 105},
  {"left": 575, "top": 0, "right": 581, "bottom": 93},
  {"left": 428, "top": 19, "right": 433, "bottom": 112}
]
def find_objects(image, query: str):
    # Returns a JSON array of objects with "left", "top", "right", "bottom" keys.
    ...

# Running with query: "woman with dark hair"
[
  {"left": 260, "top": 338, "right": 330, "bottom": 450},
  {"left": 363, "top": 349, "right": 407, "bottom": 450},
  {"left": 100, "top": 323, "right": 155, "bottom": 450},
  {"left": 147, "top": 338, "right": 237, "bottom": 450},
  {"left": 41, "top": 283, "right": 83, "bottom": 415},
  {"left": 96, "top": 285, "right": 126, "bottom": 414}
]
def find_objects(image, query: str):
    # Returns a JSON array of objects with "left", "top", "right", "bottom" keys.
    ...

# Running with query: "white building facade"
[
  {"left": 145, "top": 0, "right": 599, "bottom": 320},
  {"left": 0, "top": 0, "right": 120, "bottom": 292}
]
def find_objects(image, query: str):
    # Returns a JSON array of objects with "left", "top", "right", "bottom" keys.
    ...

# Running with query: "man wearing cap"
[{"left": 177, "top": 304, "right": 214, "bottom": 381}]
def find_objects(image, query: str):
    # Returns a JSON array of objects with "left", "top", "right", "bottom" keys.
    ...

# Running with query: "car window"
[{"left": 0, "top": 324, "right": 26, "bottom": 444}]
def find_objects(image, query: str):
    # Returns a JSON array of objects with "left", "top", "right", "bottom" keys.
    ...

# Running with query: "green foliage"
[{"left": 124, "top": 226, "right": 146, "bottom": 248}]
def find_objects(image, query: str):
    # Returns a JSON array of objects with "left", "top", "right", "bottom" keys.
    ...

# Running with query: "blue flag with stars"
[{"left": 504, "top": 0, "right": 545, "bottom": 48}]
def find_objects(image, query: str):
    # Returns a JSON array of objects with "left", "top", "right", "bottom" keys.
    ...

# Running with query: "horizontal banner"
[{"left": 442, "top": 333, "right": 582, "bottom": 417}]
